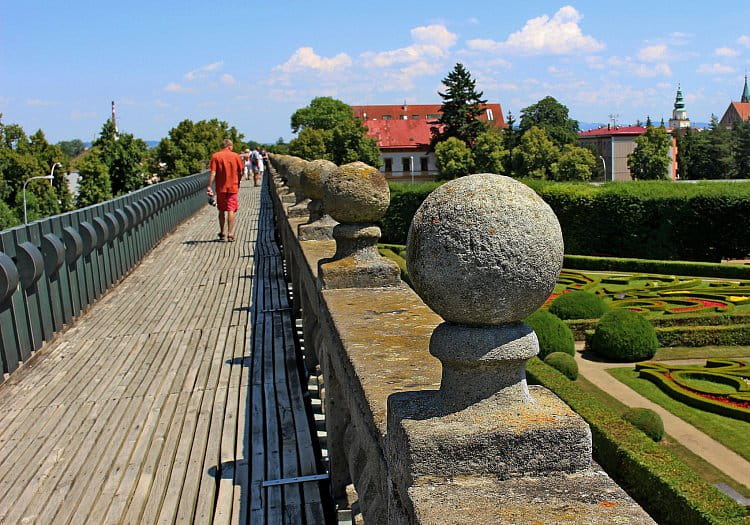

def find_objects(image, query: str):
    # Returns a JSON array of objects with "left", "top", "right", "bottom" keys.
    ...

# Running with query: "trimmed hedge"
[
  {"left": 590, "top": 309, "right": 659, "bottom": 361},
  {"left": 656, "top": 324, "right": 750, "bottom": 347},
  {"left": 525, "top": 310, "right": 575, "bottom": 358},
  {"left": 381, "top": 179, "right": 750, "bottom": 261},
  {"left": 563, "top": 254, "right": 750, "bottom": 280},
  {"left": 526, "top": 358, "right": 748, "bottom": 525},
  {"left": 379, "top": 248, "right": 411, "bottom": 287},
  {"left": 622, "top": 407, "right": 664, "bottom": 441},
  {"left": 544, "top": 352, "right": 578, "bottom": 379},
  {"left": 549, "top": 290, "right": 609, "bottom": 320}
]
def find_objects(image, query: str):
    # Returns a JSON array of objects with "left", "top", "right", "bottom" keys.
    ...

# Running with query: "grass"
[
  {"left": 608, "top": 367, "right": 750, "bottom": 462},
  {"left": 654, "top": 345, "right": 750, "bottom": 360},
  {"left": 556, "top": 374, "right": 750, "bottom": 498}
]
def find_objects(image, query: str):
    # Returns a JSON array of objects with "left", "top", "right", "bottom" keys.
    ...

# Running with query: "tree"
[
  {"left": 732, "top": 118, "right": 750, "bottom": 179},
  {"left": 519, "top": 96, "right": 579, "bottom": 148},
  {"left": 627, "top": 124, "right": 671, "bottom": 180},
  {"left": 56, "top": 139, "right": 86, "bottom": 159},
  {"left": 288, "top": 128, "right": 331, "bottom": 161},
  {"left": 431, "top": 63, "right": 487, "bottom": 148},
  {"left": 473, "top": 130, "right": 507, "bottom": 174},
  {"left": 503, "top": 110, "right": 521, "bottom": 177},
  {"left": 552, "top": 144, "right": 597, "bottom": 181},
  {"left": 75, "top": 150, "right": 112, "bottom": 207},
  {"left": 290, "top": 97, "right": 354, "bottom": 133},
  {"left": 329, "top": 119, "right": 382, "bottom": 167},
  {"left": 513, "top": 126, "right": 559, "bottom": 179},
  {"left": 435, "top": 137, "right": 474, "bottom": 180},
  {"left": 154, "top": 119, "right": 245, "bottom": 179},
  {"left": 93, "top": 120, "right": 148, "bottom": 194}
]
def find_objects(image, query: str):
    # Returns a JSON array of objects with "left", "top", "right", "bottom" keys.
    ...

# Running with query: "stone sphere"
[
  {"left": 323, "top": 162, "right": 390, "bottom": 224},
  {"left": 285, "top": 157, "right": 308, "bottom": 189},
  {"left": 406, "top": 174, "right": 563, "bottom": 325},
  {"left": 301, "top": 159, "right": 337, "bottom": 201}
]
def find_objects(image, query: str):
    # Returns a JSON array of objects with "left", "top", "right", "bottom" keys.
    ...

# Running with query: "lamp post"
[
  {"left": 23, "top": 162, "right": 61, "bottom": 224},
  {"left": 410, "top": 155, "right": 414, "bottom": 185},
  {"left": 598, "top": 155, "right": 607, "bottom": 181}
]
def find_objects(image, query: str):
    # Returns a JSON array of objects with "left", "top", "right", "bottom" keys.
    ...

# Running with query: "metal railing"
[{"left": 0, "top": 171, "right": 210, "bottom": 381}]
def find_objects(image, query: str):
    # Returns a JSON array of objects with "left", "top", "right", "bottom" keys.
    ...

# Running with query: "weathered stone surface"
[
  {"left": 298, "top": 159, "right": 339, "bottom": 238},
  {"left": 406, "top": 173, "right": 563, "bottom": 326},
  {"left": 301, "top": 159, "right": 337, "bottom": 201},
  {"left": 323, "top": 162, "right": 390, "bottom": 224},
  {"left": 298, "top": 214, "right": 337, "bottom": 241},
  {"left": 387, "top": 386, "right": 592, "bottom": 486}
]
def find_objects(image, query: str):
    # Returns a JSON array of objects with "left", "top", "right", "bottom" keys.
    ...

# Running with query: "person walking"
[
  {"left": 206, "top": 138, "right": 243, "bottom": 242},
  {"left": 250, "top": 146, "right": 264, "bottom": 187}
]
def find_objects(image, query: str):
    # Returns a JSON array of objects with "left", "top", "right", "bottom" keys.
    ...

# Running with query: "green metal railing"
[{"left": 0, "top": 171, "right": 209, "bottom": 380}]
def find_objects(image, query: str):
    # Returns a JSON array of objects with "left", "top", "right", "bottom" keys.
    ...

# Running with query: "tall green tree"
[
  {"left": 288, "top": 128, "right": 331, "bottom": 161},
  {"left": 329, "top": 119, "right": 382, "bottom": 167},
  {"left": 473, "top": 130, "right": 507, "bottom": 174},
  {"left": 552, "top": 144, "right": 597, "bottom": 181},
  {"left": 513, "top": 126, "right": 559, "bottom": 179},
  {"left": 56, "top": 139, "right": 86, "bottom": 159},
  {"left": 519, "top": 96, "right": 579, "bottom": 149},
  {"left": 627, "top": 124, "right": 671, "bottom": 180},
  {"left": 704, "top": 115, "right": 735, "bottom": 179},
  {"left": 435, "top": 137, "right": 474, "bottom": 180},
  {"left": 290, "top": 97, "right": 354, "bottom": 133},
  {"left": 503, "top": 111, "right": 521, "bottom": 177},
  {"left": 431, "top": 63, "right": 487, "bottom": 148},
  {"left": 76, "top": 150, "right": 112, "bottom": 207},
  {"left": 93, "top": 119, "right": 148, "bottom": 194},
  {"left": 732, "top": 119, "right": 750, "bottom": 179}
]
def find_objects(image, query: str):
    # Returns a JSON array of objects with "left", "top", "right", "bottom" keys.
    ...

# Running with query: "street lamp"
[
  {"left": 410, "top": 156, "right": 414, "bottom": 185},
  {"left": 598, "top": 155, "right": 607, "bottom": 181},
  {"left": 23, "top": 162, "right": 61, "bottom": 224}
]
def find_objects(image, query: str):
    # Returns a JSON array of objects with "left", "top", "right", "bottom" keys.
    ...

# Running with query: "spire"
[
  {"left": 674, "top": 84, "right": 685, "bottom": 110},
  {"left": 742, "top": 74, "right": 750, "bottom": 103}
]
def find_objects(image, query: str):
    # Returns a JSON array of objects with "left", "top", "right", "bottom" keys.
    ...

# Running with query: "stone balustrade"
[{"left": 268, "top": 154, "right": 653, "bottom": 524}]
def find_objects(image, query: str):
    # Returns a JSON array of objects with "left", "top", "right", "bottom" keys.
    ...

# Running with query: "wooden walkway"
[{"left": 0, "top": 178, "right": 329, "bottom": 524}]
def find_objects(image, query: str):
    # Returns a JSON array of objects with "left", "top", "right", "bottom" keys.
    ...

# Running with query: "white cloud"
[
  {"left": 164, "top": 82, "right": 183, "bottom": 92},
  {"left": 638, "top": 44, "right": 667, "bottom": 62},
  {"left": 70, "top": 110, "right": 97, "bottom": 121},
  {"left": 275, "top": 47, "right": 352, "bottom": 73},
  {"left": 184, "top": 61, "right": 223, "bottom": 81},
  {"left": 411, "top": 24, "right": 457, "bottom": 48},
  {"left": 633, "top": 63, "right": 672, "bottom": 78},
  {"left": 715, "top": 47, "right": 740, "bottom": 57},
  {"left": 697, "top": 63, "right": 737, "bottom": 74},
  {"left": 737, "top": 35, "right": 750, "bottom": 47},
  {"left": 220, "top": 73, "right": 237, "bottom": 86},
  {"left": 26, "top": 98, "right": 53, "bottom": 106},
  {"left": 466, "top": 6, "right": 604, "bottom": 56}
]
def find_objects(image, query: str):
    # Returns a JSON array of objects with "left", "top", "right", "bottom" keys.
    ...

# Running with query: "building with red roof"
[
  {"left": 578, "top": 125, "right": 677, "bottom": 181},
  {"left": 720, "top": 75, "right": 750, "bottom": 128},
  {"left": 351, "top": 103, "right": 505, "bottom": 181}
]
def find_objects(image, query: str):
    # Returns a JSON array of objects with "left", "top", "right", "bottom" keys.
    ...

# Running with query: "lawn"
[{"left": 608, "top": 367, "right": 750, "bottom": 462}]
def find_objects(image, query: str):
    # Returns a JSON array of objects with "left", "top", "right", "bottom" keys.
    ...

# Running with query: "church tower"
[
  {"left": 668, "top": 84, "right": 690, "bottom": 129},
  {"left": 741, "top": 74, "right": 750, "bottom": 103}
]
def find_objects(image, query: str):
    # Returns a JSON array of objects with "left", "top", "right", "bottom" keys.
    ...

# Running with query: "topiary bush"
[
  {"left": 549, "top": 290, "right": 609, "bottom": 320},
  {"left": 544, "top": 352, "right": 578, "bottom": 380},
  {"left": 622, "top": 407, "right": 664, "bottom": 441},
  {"left": 525, "top": 310, "right": 575, "bottom": 359},
  {"left": 590, "top": 309, "right": 659, "bottom": 362}
]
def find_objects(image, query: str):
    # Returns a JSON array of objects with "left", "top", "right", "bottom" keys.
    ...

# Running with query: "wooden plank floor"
[{"left": 0, "top": 178, "right": 328, "bottom": 524}]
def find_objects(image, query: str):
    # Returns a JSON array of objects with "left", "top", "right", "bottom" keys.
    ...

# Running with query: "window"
[
  {"left": 486, "top": 108, "right": 494, "bottom": 121},
  {"left": 400, "top": 115, "right": 408, "bottom": 120},
  {"left": 384, "top": 158, "right": 392, "bottom": 172},
  {"left": 420, "top": 157, "right": 429, "bottom": 172},
  {"left": 426, "top": 113, "right": 441, "bottom": 120},
  {"left": 402, "top": 157, "right": 411, "bottom": 172},
  {"left": 382, "top": 115, "right": 392, "bottom": 120},
  {"left": 412, "top": 114, "right": 420, "bottom": 119}
]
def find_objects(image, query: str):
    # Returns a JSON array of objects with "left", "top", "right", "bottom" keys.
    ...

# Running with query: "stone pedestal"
[{"left": 287, "top": 197, "right": 310, "bottom": 218}]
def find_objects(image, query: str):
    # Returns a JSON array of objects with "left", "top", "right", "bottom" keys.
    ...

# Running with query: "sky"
[{"left": 3, "top": 1, "right": 750, "bottom": 144}]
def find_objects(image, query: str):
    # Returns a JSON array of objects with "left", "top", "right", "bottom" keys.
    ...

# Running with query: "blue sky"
[{"left": 3, "top": 1, "right": 750, "bottom": 144}]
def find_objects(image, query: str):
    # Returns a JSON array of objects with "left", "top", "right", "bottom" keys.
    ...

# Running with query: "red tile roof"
[
  {"left": 351, "top": 103, "right": 506, "bottom": 127},
  {"left": 729, "top": 102, "right": 750, "bottom": 122},
  {"left": 362, "top": 119, "right": 439, "bottom": 150},
  {"left": 578, "top": 126, "right": 647, "bottom": 137}
]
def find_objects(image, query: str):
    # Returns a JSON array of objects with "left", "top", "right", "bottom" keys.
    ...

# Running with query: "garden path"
[{"left": 573, "top": 342, "right": 750, "bottom": 489}]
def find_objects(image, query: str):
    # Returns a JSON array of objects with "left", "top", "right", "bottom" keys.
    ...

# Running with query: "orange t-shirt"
[{"left": 209, "top": 147, "right": 243, "bottom": 194}]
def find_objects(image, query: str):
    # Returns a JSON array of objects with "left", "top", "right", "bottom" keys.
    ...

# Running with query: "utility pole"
[{"left": 111, "top": 100, "right": 119, "bottom": 141}]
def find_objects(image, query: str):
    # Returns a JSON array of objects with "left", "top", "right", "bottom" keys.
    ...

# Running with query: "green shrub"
[
  {"left": 622, "top": 407, "right": 664, "bottom": 441},
  {"left": 656, "top": 324, "right": 750, "bottom": 347},
  {"left": 544, "top": 352, "right": 578, "bottom": 379},
  {"left": 563, "top": 254, "right": 750, "bottom": 280},
  {"left": 590, "top": 309, "right": 659, "bottom": 361},
  {"left": 381, "top": 182, "right": 441, "bottom": 244},
  {"left": 525, "top": 310, "right": 575, "bottom": 358},
  {"left": 549, "top": 290, "right": 609, "bottom": 320},
  {"left": 379, "top": 248, "right": 411, "bottom": 287},
  {"left": 526, "top": 358, "right": 748, "bottom": 524}
]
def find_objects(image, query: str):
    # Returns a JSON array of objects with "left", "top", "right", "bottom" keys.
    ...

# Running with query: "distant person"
[
  {"left": 240, "top": 148, "right": 252, "bottom": 181},
  {"left": 206, "top": 138, "right": 243, "bottom": 242},
  {"left": 250, "top": 146, "right": 264, "bottom": 187},
  {"left": 259, "top": 146, "right": 269, "bottom": 172}
]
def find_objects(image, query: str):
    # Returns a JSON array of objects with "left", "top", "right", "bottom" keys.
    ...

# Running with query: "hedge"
[
  {"left": 622, "top": 407, "right": 665, "bottom": 442},
  {"left": 382, "top": 179, "right": 750, "bottom": 261},
  {"left": 656, "top": 324, "right": 750, "bottom": 347},
  {"left": 563, "top": 254, "right": 750, "bottom": 280},
  {"left": 378, "top": 248, "right": 411, "bottom": 287},
  {"left": 526, "top": 358, "right": 748, "bottom": 525}
]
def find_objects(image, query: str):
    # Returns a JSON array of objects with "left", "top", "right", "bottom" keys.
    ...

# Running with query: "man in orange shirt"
[{"left": 206, "top": 138, "right": 244, "bottom": 242}]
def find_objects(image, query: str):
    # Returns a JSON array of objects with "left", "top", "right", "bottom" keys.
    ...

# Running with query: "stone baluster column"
[
  {"left": 298, "top": 159, "right": 339, "bottom": 241},
  {"left": 318, "top": 161, "right": 401, "bottom": 289},
  {"left": 386, "top": 174, "right": 593, "bottom": 521}
]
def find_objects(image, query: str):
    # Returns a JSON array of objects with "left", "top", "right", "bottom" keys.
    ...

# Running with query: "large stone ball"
[
  {"left": 323, "top": 162, "right": 390, "bottom": 224},
  {"left": 406, "top": 174, "right": 563, "bottom": 325},
  {"left": 301, "top": 159, "right": 337, "bottom": 201},
  {"left": 285, "top": 156, "right": 308, "bottom": 189}
]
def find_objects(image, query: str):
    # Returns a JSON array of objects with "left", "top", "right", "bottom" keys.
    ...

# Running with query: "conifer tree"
[{"left": 431, "top": 63, "right": 487, "bottom": 148}]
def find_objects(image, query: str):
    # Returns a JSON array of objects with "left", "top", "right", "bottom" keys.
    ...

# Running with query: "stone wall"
[{"left": 268, "top": 154, "right": 654, "bottom": 524}]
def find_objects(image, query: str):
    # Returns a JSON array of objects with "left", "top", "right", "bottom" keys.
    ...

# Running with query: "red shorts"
[{"left": 217, "top": 192, "right": 239, "bottom": 212}]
